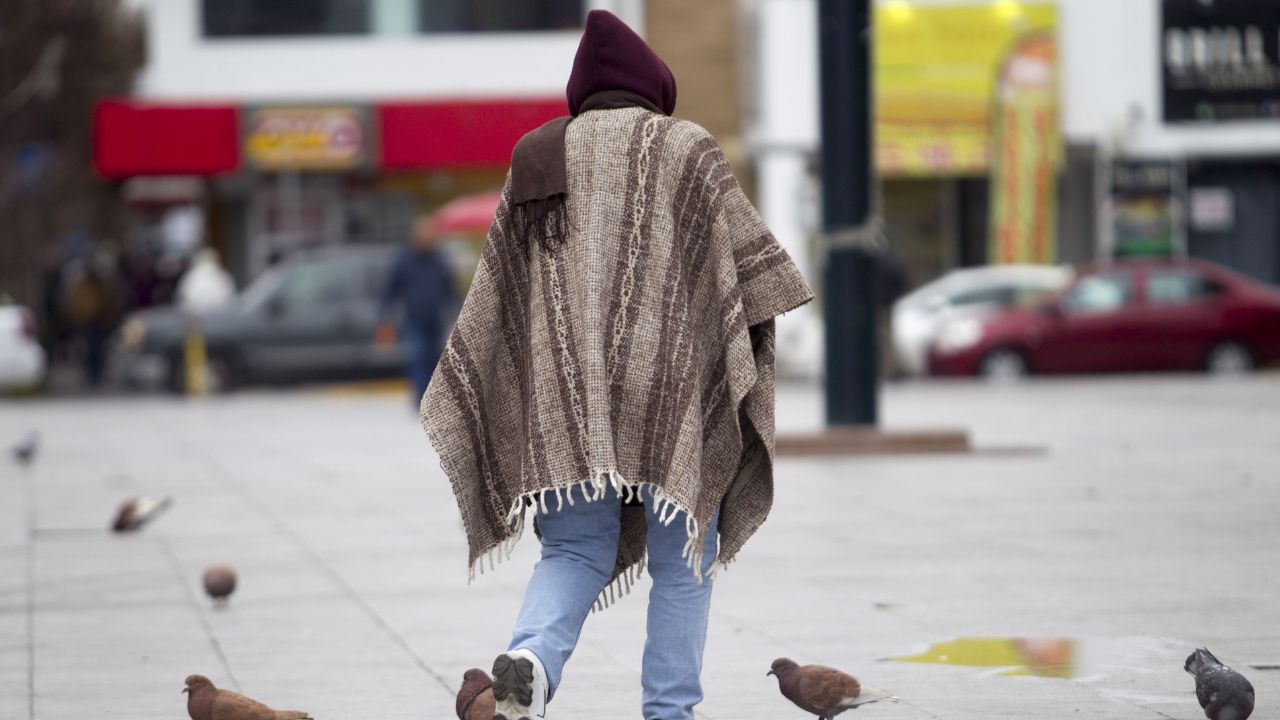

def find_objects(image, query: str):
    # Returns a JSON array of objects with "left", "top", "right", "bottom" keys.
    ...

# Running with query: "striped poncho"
[{"left": 422, "top": 106, "right": 813, "bottom": 607}]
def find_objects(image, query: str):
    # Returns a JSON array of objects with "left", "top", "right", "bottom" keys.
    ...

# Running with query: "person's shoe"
[{"left": 491, "top": 649, "right": 547, "bottom": 720}]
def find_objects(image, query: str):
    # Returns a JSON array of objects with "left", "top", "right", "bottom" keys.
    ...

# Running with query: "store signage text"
[{"left": 244, "top": 107, "right": 366, "bottom": 171}]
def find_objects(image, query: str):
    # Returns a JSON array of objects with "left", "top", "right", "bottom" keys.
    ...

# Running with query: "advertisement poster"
[
  {"left": 1109, "top": 159, "right": 1184, "bottom": 258},
  {"left": 875, "top": 3, "right": 1060, "bottom": 178},
  {"left": 244, "top": 107, "right": 367, "bottom": 171}
]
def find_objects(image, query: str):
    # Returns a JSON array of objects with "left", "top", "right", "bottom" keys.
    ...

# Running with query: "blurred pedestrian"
[
  {"left": 62, "top": 252, "right": 124, "bottom": 388},
  {"left": 876, "top": 246, "right": 908, "bottom": 380},
  {"left": 421, "top": 11, "right": 811, "bottom": 720},
  {"left": 175, "top": 247, "right": 235, "bottom": 314},
  {"left": 379, "top": 215, "right": 458, "bottom": 402}
]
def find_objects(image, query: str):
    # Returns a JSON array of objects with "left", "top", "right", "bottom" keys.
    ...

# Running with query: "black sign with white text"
[{"left": 1162, "top": 0, "right": 1280, "bottom": 123}]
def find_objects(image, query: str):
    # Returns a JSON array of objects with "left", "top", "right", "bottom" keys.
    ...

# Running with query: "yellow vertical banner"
[{"left": 989, "top": 33, "right": 1060, "bottom": 264}]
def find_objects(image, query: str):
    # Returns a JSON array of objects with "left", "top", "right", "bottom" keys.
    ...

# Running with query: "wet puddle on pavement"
[
  {"left": 890, "top": 637, "right": 1079, "bottom": 677},
  {"left": 886, "top": 635, "right": 1197, "bottom": 693},
  {"left": 886, "top": 636, "right": 1207, "bottom": 707}
]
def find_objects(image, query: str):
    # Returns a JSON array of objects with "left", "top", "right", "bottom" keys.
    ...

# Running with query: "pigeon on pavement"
[
  {"left": 11, "top": 432, "right": 38, "bottom": 466},
  {"left": 202, "top": 564, "right": 237, "bottom": 603},
  {"left": 184, "top": 674, "right": 312, "bottom": 720},
  {"left": 768, "top": 658, "right": 898, "bottom": 719},
  {"left": 456, "top": 668, "right": 495, "bottom": 720},
  {"left": 111, "top": 496, "right": 173, "bottom": 532},
  {"left": 1186, "top": 647, "right": 1255, "bottom": 720}
]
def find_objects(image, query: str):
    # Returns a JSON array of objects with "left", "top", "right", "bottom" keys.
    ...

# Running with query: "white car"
[
  {"left": 0, "top": 299, "right": 47, "bottom": 391},
  {"left": 891, "top": 265, "right": 1073, "bottom": 376}
]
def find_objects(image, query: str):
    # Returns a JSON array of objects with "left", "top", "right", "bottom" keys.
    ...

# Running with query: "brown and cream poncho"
[{"left": 422, "top": 106, "right": 813, "bottom": 607}]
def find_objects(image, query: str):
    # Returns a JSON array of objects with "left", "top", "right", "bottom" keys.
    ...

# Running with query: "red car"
[{"left": 927, "top": 259, "right": 1280, "bottom": 378}]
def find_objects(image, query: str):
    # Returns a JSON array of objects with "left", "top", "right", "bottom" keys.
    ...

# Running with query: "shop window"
[
  {"left": 202, "top": 0, "right": 371, "bottom": 37},
  {"left": 418, "top": 0, "right": 583, "bottom": 33}
]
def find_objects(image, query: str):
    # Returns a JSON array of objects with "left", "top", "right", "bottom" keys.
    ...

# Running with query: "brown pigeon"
[
  {"left": 112, "top": 496, "right": 173, "bottom": 532},
  {"left": 183, "top": 674, "right": 312, "bottom": 720},
  {"left": 768, "top": 658, "right": 899, "bottom": 719},
  {"left": 456, "top": 668, "right": 495, "bottom": 720},
  {"left": 202, "top": 564, "right": 237, "bottom": 603}
]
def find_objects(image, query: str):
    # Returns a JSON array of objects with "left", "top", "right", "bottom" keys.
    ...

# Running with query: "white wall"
[
  {"left": 1059, "top": 0, "right": 1280, "bottom": 157},
  {"left": 127, "top": 0, "right": 634, "bottom": 102}
]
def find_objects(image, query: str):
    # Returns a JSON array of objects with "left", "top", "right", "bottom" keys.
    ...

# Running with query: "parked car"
[
  {"left": 928, "top": 259, "right": 1280, "bottom": 379},
  {"left": 892, "top": 264, "right": 1073, "bottom": 375},
  {"left": 114, "top": 246, "right": 409, "bottom": 392},
  {"left": 0, "top": 296, "right": 47, "bottom": 392}
]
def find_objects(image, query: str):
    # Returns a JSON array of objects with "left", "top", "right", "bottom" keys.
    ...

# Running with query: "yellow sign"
[
  {"left": 245, "top": 107, "right": 365, "bottom": 171},
  {"left": 875, "top": 3, "right": 1059, "bottom": 178}
]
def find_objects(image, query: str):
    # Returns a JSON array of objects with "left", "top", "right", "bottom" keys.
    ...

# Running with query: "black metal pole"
[{"left": 819, "top": 0, "right": 878, "bottom": 426}]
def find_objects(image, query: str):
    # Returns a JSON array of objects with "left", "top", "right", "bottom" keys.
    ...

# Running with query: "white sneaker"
[{"left": 491, "top": 648, "right": 548, "bottom": 720}]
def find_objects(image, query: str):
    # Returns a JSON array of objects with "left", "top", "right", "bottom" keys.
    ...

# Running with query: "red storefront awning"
[
  {"left": 378, "top": 98, "right": 565, "bottom": 170},
  {"left": 93, "top": 101, "right": 239, "bottom": 178},
  {"left": 93, "top": 97, "right": 566, "bottom": 177}
]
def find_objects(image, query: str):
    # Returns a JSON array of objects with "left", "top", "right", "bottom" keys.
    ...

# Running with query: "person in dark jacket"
[{"left": 379, "top": 216, "right": 458, "bottom": 402}]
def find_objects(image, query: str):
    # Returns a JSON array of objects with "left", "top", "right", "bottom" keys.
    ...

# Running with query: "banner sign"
[
  {"left": 1109, "top": 158, "right": 1184, "bottom": 258},
  {"left": 875, "top": 3, "right": 1060, "bottom": 178},
  {"left": 989, "top": 33, "right": 1059, "bottom": 264},
  {"left": 244, "top": 106, "right": 367, "bottom": 171},
  {"left": 1162, "top": 0, "right": 1280, "bottom": 123}
]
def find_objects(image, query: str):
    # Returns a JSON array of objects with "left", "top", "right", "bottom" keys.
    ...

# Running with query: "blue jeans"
[
  {"left": 508, "top": 484, "right": 720, "bottom": 720},
  {"left": 405, "top": 324, "right": 443, "bottom": 402}
]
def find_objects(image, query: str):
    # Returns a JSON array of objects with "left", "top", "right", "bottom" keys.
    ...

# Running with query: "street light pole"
[{"left": 818, "top": 0, "right": 878, "bottom": 426}]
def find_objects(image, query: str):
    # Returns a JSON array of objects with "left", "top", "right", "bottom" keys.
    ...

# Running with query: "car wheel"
[
  {"left": 979, "top": 348, "right": 1029, "bottom": 382},
  {"left": 1205, "top": 341, "right": 1253, "bottom": 375}
]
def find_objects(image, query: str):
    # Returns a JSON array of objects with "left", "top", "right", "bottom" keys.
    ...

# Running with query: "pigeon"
[
  {"left": 1185, "top": 648, "right": 1255, "bottom": 720},
  {"left": 11, "top": 432, "right": 38, "bottom": 466},
  {"left": 111, "top": 496, "right": 173, "bottom": 532},
  {"left": 769, "top": 658, "right": 899, "bottom": 719},
  {"left": 456, "top": 668, "right": 495, "bottom": 720},
  {"left": 183, "top": 674, "right": 312, "bottom": 720},
  {"left": 202, "top": 564, "right": 237, "bottom": 603}
]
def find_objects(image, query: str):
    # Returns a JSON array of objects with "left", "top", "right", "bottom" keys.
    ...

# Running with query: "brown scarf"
[{"left": 509, "top": 90, "right": 663, "bottom": 249}]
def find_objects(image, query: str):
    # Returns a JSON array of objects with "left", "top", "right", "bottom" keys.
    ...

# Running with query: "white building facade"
[{"left": 103, "top": 0, "right": 641, "bottom": 279}]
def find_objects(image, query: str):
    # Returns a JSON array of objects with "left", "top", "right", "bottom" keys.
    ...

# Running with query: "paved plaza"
[{"left": 2, "top": 376, "right": 1278, "bottom": 719}]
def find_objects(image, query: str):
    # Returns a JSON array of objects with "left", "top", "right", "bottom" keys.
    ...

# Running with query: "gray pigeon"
[
  {"left": 769, "top": 658, "right": 898, "bottom": 719},
  {"left": 1186, "top": 647, "right": 1254, "bottom": 720},
  {"left": 11, "top": 432, "right": 38, "bottom": 466}
]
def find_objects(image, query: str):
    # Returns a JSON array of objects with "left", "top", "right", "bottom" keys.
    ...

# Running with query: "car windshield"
[{"left": 238, "top": 266, "right": 289, "bottom": 311}]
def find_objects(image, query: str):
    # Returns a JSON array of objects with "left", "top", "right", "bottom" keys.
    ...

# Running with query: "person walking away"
[
  {"left": 421, "top": 11, "right": 813, "bottom": 720},
  {"left": 63, "top": 253, "right": 124, "bottom": 388},
  {"left": 175, "top": 247, "right": 236, "bottom": 314},
  {"left": 380, "top": 216, "right": 458, "bottom": 402}
]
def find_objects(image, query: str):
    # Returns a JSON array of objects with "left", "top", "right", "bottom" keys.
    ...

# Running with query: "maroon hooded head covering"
[
  {"left": 567, "top": 10, "right": 677, "bottom": 117},
  {"left": 509, "top": 10, "right": 677, "bottom": 250}
]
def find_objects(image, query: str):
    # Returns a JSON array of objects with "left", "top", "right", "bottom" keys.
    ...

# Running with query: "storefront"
[
  {"left": 1153, "top": 0, "right": 1280, "bottom": 284},
  {"left": 93, "top": 97, "right": 563, "bottom": 282},
  {"left": 876, "top": 1, "right": 1066, "bottom": 283}
]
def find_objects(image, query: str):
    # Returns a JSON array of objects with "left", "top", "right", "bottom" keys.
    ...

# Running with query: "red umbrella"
[{"left": 430, "top": 189, "right": 503, "bottom": 234}]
